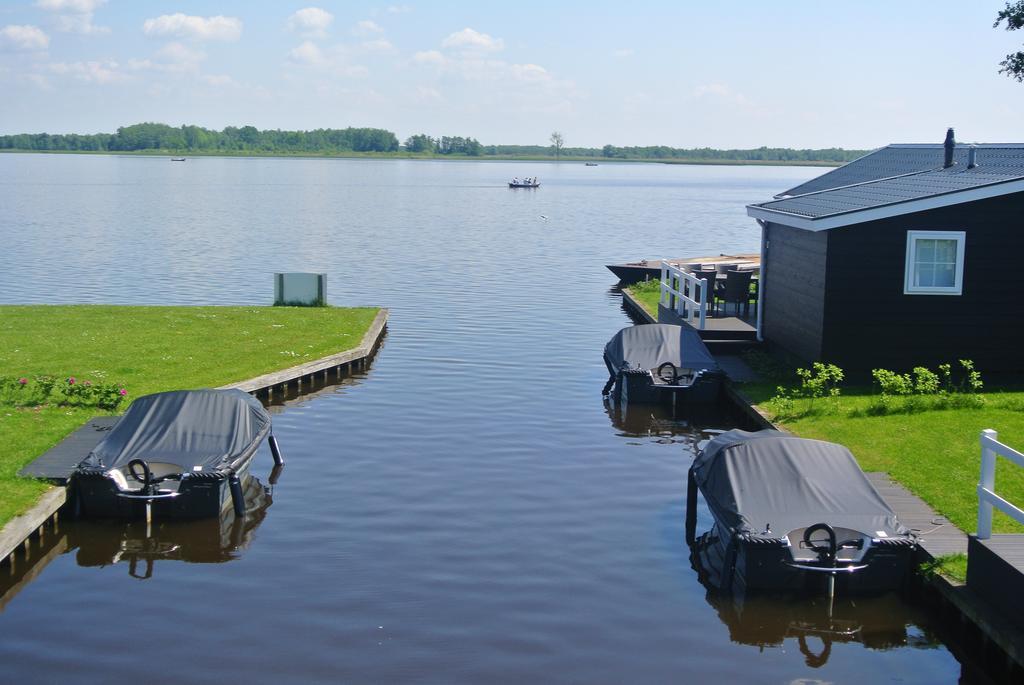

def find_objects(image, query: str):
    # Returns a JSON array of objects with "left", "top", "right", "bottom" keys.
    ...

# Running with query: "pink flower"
[
  {"left": 67, "top": 377, "right": 76, "bottom": 385},
  {"left": 119, "top": 389, "right": 127, "bottom": 396},
  {"left": 18, "top": 378, "right": 27, "bottom": 385},
  {"left": 84, "top": 380, "right": 92, "bottom": 387}
]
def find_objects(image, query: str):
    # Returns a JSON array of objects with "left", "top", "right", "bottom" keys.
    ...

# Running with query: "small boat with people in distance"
[{"left": 509, "top": 176, "right": 540, "bottom": 188}]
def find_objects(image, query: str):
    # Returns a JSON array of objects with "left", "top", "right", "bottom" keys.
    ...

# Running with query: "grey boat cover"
[
  {"left": 78, "top": 389, "right": 271, "bottom": 472},
  {"left": 604, "top": 324, "right": 719, "bottom": 373},
  {"left": 692, "top": 430, "right": 909, "bottom": 538}
]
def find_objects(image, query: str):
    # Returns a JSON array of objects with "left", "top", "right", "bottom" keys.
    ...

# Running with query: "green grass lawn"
[
  {"left": 624, "top": 280, "right": 661, "bottom": 317},
  {"left": 0, "top": 305, "right": 379, "bottom": 525},
  {"left": 738, "top": 380, "right": 1024, "bottom": 536}
]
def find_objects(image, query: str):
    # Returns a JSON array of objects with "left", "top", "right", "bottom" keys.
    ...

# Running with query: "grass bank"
[
  {"left": 738, "top": 374, "right": 1024, "bottom": 537},
  {"left": 0, "top": 305, "right": 380, "bottom": 525},
  {"left": 624, "top": 280, "right": 661, "bottom": 317}
]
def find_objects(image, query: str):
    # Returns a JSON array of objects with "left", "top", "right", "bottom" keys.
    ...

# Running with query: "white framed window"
[{"left": 904, "top": 230, "right": 966, "bottom": 295}]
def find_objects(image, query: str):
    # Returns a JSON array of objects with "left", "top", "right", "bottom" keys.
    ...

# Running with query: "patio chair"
[{"left": 715, "top": 269, "right": 754, "bottom": 317}]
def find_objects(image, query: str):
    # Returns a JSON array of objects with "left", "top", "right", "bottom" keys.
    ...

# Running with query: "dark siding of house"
[
  {"left": 763, "top": 222, "right": 828, "bottom": 361},
  {"left": 820, "top": 192, "right": 1024, "bottom": 375}
]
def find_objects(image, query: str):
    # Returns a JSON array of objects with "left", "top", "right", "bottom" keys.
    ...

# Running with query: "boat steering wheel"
[
  {"left": 657, "top": 362, "right": 679, "bottom": 384},
  {"left": 126, "top": 458, "right": 163, "bottom": 494},
  {"left": 803, "top": 523, "right": 838, "bottom": 562}
]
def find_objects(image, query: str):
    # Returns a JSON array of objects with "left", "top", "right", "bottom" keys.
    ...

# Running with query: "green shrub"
[
  {"left": 869, "top": 360, "right": 984, "bottom": 415},
  {"left": 766, "top": 362, "right": 844, "bottom": 419},
  {"left": 0, "top": 374, "right": 127, "bottom": 411}
]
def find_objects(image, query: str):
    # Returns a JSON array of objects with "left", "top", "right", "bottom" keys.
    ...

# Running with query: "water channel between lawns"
[{"left": 0, "top": 154, "right": 989, "bottom": 683}]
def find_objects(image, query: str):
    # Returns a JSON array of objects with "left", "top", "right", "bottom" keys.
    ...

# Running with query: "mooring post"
[
  {"left": 685, "top": 469, "right": 698, "bottom": 545},
  {"left": 269, "top": 434, "right": 284, "bottom": 466},
  {"left": 229, "top": 475, "right": 246, "bottom": 517}
]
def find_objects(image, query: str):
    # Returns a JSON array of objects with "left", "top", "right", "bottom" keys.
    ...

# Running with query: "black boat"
[
  {"left": 603, "top": 323, "right": 724, "bottom": 405},
  {"left": 70, "top": 389, "right": 283, "bottom": 520},
  {"left": 686, "top": 430, "right": 917, "bottom": 595}
]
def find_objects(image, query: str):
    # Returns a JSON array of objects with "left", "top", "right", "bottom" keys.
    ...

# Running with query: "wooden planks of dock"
[
  {"left": 866, "top": 472, "right": 1024, "bottom": 669},
  {"left": 865, "top": 472, "right": 967, "bottom": 559}
]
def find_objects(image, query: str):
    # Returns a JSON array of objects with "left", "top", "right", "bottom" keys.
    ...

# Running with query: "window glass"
[{"left": 905, "top": 231, "right": 964, "bottom": 295}]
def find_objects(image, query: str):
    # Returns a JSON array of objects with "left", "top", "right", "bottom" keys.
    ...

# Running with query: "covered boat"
[
  {"left": 71, "top": 389, "right": 283, "bottom": 520},
  {"left": 603, "top": 323, "right": 724, "bottom": 405},
  {"left": 687, "top": 430, "right": 917, "bottom": 595}
]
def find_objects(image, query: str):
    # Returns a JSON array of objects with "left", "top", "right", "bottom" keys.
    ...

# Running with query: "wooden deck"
[
  {"left": 18, "top": 416, "right": 119, "bottom": 483},
  {"left": 866, "top": 472, "right": 1024, "bottom": 669},
  {"left": 657, "top": 303, "right": 757, "bottom": 341},
  {"left": 865, "top": 472, "right": 967, "bottom": 559}
]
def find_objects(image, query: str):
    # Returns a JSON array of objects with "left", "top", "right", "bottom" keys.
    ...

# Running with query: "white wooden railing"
[
  {"left": 977, "top": 429, "right": 1024, "bottom": 539},
  {"left": 660, "top": 263, "right": 709, "bottom": 329}
]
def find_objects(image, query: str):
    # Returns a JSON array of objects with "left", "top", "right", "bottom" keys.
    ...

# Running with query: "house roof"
[{"left": 747, "top": 143, "right": 1024, "bottom": 231}]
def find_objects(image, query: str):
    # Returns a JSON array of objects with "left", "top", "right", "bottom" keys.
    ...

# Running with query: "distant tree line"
[
  {"left": 0, "top": 122, "right": 400, "bottom": 154},
  {"left": 403, "top": 134, "right": 483, "bottom": 155},
  {"left": 0, "top": 122, "right": 868, "bottom": 163}
]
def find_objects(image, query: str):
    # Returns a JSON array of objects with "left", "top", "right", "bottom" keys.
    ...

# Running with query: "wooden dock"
[
  {"left": 866, "top": 472, "right": 1024, "bottom": 671},
  {"left": 865, "top": 472, "right": 967, "bottom": 559}
]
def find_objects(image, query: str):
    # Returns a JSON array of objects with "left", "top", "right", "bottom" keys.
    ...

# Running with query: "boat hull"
[
  {"left": 71, "top": 459, "right": 255, "bottom": 521},
  {"left": 606, "top": 263, "right": 661, "bottom": 284},
  {"left": 693, "top": 525, "right": 915, "bottom": 595},
  {"left": 609, "top": 368, "right": 724, "bottom": 406}
]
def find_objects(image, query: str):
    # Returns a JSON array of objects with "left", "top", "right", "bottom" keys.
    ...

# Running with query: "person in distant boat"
[{"left": 513, "top": 177, "right": 519, "bottom": 184}]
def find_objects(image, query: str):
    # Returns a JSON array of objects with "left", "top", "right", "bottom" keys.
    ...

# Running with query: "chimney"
[
  {"left": 967, "top": 145, "right": 978, "bottom": 169},
  {"left": 943, "top": 128, "right": 955, "bottom": 168}
]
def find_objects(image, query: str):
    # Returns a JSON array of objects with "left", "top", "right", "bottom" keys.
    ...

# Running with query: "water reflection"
[
  {"left": 696, "top": 582, "right": 941, "bottom": 668},
  {"left": 68, "top": 473, "right": 275, "bottom": 579}
]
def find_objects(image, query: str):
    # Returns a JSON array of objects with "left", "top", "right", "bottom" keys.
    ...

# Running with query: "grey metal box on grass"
[{"left": 274, "top": 273, "right": 326, "bottom": 306}]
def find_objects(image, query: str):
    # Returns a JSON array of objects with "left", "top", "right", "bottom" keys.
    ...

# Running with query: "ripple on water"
[{"left": 0, "top": 155, "right": 968, "bottom": 684}]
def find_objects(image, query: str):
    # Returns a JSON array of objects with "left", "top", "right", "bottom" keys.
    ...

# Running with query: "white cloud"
[
  {"left": 693, "top": 83, "right": 749, "bottom": 106},
  {"left": 612, "top": 48, "right": 633, "bottom": 58},
  {"left": 287, "top": 41, "right": 367, "bottom": 77},
  {"left": 441, "top": 28, "right": 503, "bottom": 53},
  {"left": 352, "top": 20, "right": 383, "bottom": 37},
  {"left": 287, "top": 8, "right": 333, "bottom": 38},
  {"left": 49, "top": 59, "right": 125, "bottom": 84},
  {"left": 288, "top": 40, "right": 324, "bottom": 66},
  {"left": 360, "top": 39, "right": 393, "bottom": 53},
  {"left": 413, "top": 49, "right": 447, "bottom": 66},
  {"left": 127, "top": 42, "right": 206, "bottom": 74},
  {"left": 510, "top": 63, "right": 550, "bottom": 83},
  {"left": 35, "top": 0, "right": 102, "bottom": 11},
  {"left": 0, "top": 25, "right": 49, "bottom": 51},
  {"left": 36, "top": 0, "right": 108, "bottom": 35},
  {"left": 142, "top": 14, "right": 242, "bottom": 42}
]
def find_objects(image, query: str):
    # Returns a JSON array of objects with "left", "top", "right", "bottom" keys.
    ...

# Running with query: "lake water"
[{"left": 0, "top": 154, "right": 980, "bottom": 682}]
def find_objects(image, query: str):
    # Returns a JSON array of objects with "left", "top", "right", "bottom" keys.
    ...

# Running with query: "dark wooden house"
[{"left": 746, "top": 130, "right": 1024, "bottom": 375}]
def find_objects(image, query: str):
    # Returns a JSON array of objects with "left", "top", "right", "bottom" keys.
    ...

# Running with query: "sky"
[{"left": 0, "top": 1, "right": 1022, "bottom": 149}]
